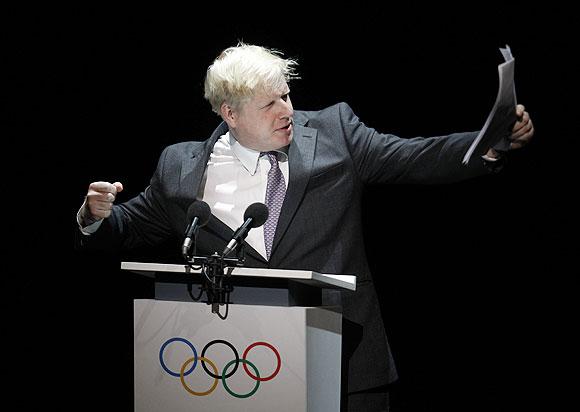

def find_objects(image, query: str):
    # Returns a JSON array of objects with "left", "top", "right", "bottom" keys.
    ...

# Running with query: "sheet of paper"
[{"left": 462, "top": 45, "right": 518, "bottom": 164}]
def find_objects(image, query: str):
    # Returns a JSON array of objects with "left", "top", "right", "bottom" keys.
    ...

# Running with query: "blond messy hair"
[{"left": 204, "top": 42, "right": 299, "bottom": 114}]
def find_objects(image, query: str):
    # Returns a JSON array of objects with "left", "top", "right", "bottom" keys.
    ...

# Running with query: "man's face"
[{"left": 225, "top": 84, "right": 294, "bottom": 152}]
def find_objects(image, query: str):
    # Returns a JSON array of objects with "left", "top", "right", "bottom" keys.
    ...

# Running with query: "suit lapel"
[
  {"left": 271, "top": 123, "right": 317, "bottom": 257},
  {"left": 178, "top": 136, "right": 216, "bottom": 201},
  {"left": 179, "top": 122, "right": 267, "bottom": 263}
]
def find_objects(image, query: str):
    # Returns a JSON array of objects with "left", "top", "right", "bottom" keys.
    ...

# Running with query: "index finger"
[{"left": 89, "top": 181, "right": 119, "bottom": 194}]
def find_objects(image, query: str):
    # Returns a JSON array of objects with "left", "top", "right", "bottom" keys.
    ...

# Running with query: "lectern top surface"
[{"left": 121, "top": 261, "right": 356, "bottom": 291}]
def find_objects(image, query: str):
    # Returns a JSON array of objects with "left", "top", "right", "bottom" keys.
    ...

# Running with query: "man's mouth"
[{"left": 277, "top": 120, "right": 293, "bottom": 131}]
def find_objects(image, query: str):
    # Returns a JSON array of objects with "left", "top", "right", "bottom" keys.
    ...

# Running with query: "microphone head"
[
  {"left": 244, "top": 202, "right": 269, "bottom": 228},
  {"left": 186, "top": 201, "right": 211, "bottom": 227}
]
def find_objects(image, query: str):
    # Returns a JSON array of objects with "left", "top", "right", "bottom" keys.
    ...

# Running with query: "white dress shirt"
[{"left": 201, "top": 132, "right": 289, "bottom": 259}]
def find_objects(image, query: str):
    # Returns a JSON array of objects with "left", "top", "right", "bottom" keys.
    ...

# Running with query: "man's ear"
[{"left": 220, "top": 103, "right": 236, "bottom": 128}]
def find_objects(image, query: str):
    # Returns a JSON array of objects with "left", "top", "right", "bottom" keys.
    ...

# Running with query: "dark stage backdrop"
[{"left": 3, "top": 4, "right": 576, "bottom": 411}]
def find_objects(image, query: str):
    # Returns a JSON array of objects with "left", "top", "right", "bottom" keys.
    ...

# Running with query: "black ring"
[{"left": 201, "top": 339, "right": 240, "bottom": 379}]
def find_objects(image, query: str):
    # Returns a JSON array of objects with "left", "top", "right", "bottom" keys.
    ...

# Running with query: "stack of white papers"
[{"left": 462, "top": 45, "right": 518, "bottom": 164}]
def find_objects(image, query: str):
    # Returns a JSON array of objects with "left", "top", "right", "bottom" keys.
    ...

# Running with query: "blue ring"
[{"left": 159, "top": 337, "right": 198, "bottom": 377}]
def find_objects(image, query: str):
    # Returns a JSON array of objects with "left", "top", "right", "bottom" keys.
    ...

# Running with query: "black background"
[{"left": 3, "top": 3, "right": 577, "bottom": 411}]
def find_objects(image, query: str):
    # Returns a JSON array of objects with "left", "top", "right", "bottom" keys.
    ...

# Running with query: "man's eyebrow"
[
  {"left": 258, "top": 99, "right": 273, "bottom": 109},
  {"left": 257, "top": 89, "right": 291, "bottom": 109}
]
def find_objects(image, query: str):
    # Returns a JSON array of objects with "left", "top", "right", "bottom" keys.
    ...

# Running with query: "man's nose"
[{"left": 280, "top": 99, "right": 293, "bottom": 119}]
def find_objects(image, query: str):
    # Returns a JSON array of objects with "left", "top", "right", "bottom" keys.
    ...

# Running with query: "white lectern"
[{"left": 123, "top": 262, "right": 356, "bottom": 412}]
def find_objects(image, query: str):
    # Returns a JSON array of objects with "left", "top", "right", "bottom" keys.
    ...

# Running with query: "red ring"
[{"left": 242, "top": 341, "right": 281, "bottom": 381}]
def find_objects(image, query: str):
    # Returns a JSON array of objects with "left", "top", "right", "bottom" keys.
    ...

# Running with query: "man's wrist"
[
  {"left": 483, "top": 147, "right": 502, "bottom": 160},
  {"left": 78, "top": 197, "right": 102, "bottom": 227},
  {"left": 481, "top": 148, "right": 507, "bottom": 172}
]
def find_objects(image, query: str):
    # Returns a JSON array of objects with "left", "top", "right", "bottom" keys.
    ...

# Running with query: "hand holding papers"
[{"left": 462, "top": 45, "right": 518, "bottom": 164}]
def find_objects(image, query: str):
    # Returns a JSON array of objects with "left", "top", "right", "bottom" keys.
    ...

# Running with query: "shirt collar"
[{"left": 227, "top": 132, "right": 289, "bottom": 176}]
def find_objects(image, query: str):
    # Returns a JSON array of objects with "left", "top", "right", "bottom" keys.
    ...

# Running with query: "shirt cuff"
[
  {"left": 481, "top": 152, "right": 506, "bottom": 173},
  {"left": 77, "top": 198, "right": 104, "bottom": 235}
]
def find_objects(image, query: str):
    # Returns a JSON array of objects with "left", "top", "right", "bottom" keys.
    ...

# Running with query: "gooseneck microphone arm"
[
  {"left": 222, "top": 219, "right": 252, "bottom": 257},
  {"left": 181, "top": 201, "right": 211, "bottom": 259},
  {"left": 182, "top": 216, "right": 200, "bottom": 257}
]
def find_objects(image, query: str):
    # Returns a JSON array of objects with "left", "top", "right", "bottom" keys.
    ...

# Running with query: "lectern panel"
[{"left": 134, "top": 299, "right": 341, "bottom": 412}]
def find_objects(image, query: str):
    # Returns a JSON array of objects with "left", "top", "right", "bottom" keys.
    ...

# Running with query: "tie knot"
[{"left": 262, "top": 151, "right": 278, "bottom": 165}]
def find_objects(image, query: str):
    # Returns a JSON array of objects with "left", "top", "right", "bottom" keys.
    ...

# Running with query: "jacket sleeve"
[{"left": 336, "top": 102, "right": 493, "bottom": 185}]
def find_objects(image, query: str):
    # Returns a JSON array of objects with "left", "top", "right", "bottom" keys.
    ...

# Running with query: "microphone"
[
  {"left": 182, "top": 201, "right": 211, "bottom": 258},
  {"left": 222, "top": 202, "right": 269, "bottom": 257}
]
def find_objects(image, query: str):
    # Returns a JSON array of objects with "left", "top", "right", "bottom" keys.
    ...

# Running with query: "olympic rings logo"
[{"left": 159, "top": 337, "right": 282, "bottom": 398}]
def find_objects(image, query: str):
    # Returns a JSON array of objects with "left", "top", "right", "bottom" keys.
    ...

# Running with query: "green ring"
[{"left": 221, "top": 359, "right": 260, "bottom": 398}]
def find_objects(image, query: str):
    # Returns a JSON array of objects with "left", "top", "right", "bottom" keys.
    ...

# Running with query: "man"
[{"left": 77, "top": 43, "right": 534, "bottom": 411}]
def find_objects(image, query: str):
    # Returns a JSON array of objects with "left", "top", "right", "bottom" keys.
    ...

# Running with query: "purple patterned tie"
[{"left": 263, "top": 151, "right": 286, "bottom": 260}]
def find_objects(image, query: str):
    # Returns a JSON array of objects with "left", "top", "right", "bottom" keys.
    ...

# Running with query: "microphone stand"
[{"left": 185, "top": 246, "right": 246, "bottom": 320}]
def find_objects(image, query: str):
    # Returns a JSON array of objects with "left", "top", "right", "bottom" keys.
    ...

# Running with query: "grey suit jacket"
[{"left": 82, "top": 102, "right": 492, "bottom": 392}]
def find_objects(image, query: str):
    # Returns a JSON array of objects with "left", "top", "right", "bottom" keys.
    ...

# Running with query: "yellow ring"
[{"left": 179, "top": 356, "right": 219, "bottom": 396}]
